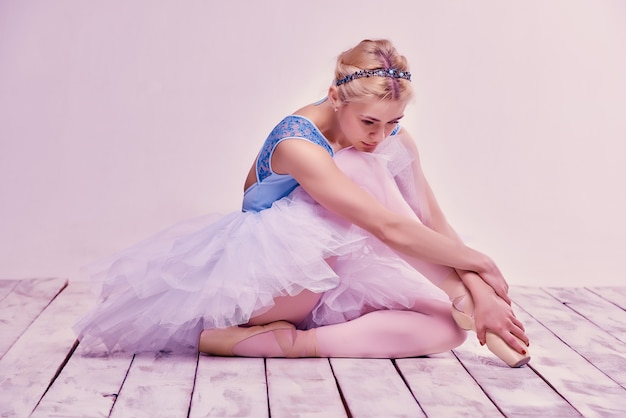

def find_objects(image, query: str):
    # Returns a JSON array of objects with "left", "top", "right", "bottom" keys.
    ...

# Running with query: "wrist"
[
  {"left": 458, "top": 270, "right": 494, "bottom": 298},
  {"left": 461, "top": 247, "right": 491, "bottom": 273}
]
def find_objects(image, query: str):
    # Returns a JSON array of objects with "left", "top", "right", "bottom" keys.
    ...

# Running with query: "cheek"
[{"left": 341, "top": 118, "right": 364, "bottom": 137}]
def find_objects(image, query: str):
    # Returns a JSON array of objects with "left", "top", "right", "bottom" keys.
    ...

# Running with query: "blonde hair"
[{"left": 334, "top": 39, "right": 413, "bottom": 103}]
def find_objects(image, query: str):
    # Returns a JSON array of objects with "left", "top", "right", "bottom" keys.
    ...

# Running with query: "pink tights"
[{"left": 232, "top": 289, "right": 467, "bottom": 358}]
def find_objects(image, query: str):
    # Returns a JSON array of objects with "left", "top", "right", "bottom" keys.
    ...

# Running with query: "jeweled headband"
[{"left": 335, "top": 68, "right": 411, "bottom": 86}]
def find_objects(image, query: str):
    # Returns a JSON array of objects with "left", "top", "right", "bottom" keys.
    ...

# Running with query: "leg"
[
  {"left": 201, "top": 297, "right": 466, "bottom": 358},
  {"left": 315, "top": 302, "right": 466, "bottom": 358},
  {"left": 199, "top": 289, "right": 322, "bottom": 356}
]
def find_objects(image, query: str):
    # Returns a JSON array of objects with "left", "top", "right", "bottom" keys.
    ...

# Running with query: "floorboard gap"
[
  {"left": 185, "top": 352, "right": 200, "bottom": 418},
  {"left": 585, "top": 287, "right": 626, "bottom": 311},
  {"left": 391, "top": 358, "right": 426, "bottom": 416},
  {"left": 527, "top": 363, "right": 583, "bottom": 416},
  {"left": 329, "top": 359, "right": 353, "bottom": 418},
  {"left": 32, "top": 338, "right": 80, "bottom": 415},
  {"left": 264, "top": 358, "right": 271, "bottom": 418},
  {"left": 108, "top": 353, "right": 137, "bottom": 416},
  {"left": 450, "top": 350, "right": 506, "bottom": 417}
]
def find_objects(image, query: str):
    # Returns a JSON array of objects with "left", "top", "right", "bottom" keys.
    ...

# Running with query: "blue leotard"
[
  {"left": 243, "top": 114, "right": 401, "bottom": 212},
  {"left": 242, "top": 115, "right": 333, "bottom": 212}
]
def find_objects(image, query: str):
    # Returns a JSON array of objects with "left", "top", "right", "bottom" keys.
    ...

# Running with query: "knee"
[
  {"left": 386, "top": 311, "right": 467, "bottom": 356},
  {"left": 421, "top": 312, "right": 468, "bottom": 353},
  {"left": 435, "top": 309, "right": 468, "bottom": 351},
  {"left": 411, "top": 302, "right": 468, "bottom": 352},
  {"left": 444, "top": 324, "right": 468, "bottom": 350}
]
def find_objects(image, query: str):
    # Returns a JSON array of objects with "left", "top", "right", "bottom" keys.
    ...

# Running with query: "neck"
[{"left": 317, "top": 100, "right": 350, "bottom": 152}]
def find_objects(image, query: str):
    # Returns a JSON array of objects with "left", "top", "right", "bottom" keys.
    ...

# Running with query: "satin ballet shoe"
[
  {"left": 199, "top": 321, "right": 296, "bottom": 356},
  {"left": 451, "top": 300, "right": 531, "bottom": 368}
]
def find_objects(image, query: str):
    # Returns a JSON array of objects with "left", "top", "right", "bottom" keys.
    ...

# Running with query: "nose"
[{"left": 371, "top": 126, "right": 386, "bottom": 142}]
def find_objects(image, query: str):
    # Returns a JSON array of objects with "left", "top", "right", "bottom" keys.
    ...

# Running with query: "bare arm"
[
  {"left": 271, "top": 139, "right": 492, "bottom": 272},
  {"left": 396, "top": 133, "right": 511, "bottom": 303},
  {"left": 393, "top": 133, "right": 530, "bottom": 349}
]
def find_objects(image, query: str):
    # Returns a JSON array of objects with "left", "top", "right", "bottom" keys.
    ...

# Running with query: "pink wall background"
[{"left": 1, "top": 1, "right": 625, "bottom": 286}]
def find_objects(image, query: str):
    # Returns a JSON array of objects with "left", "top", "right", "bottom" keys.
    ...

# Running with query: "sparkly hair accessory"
[{"left": 335, "top": 68, "right": 411, "bottom": 86}]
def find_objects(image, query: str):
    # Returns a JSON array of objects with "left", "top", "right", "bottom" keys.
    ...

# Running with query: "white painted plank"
[
  {"left": 190, "top": 356, "right": 268, "bottom": 418},
  {"left": 0, "top": 277, "right": 68, "bottom": 358},
  {"left": 586, "top": 286, "right": 626, "bottom": 310},
  {"left": 396, "top": 352, "right": 503, "bottom": 417},
  {"left": 0, "top": 279, "right": 19, "bottom": 302},
  {"left": 512, "top": 286, "right": 626, "bottom": 388},
  {"left": 0, "top": 281, "right": 95, "bottom": 417},
  {"left": 31, "top": 350, "right": 133, "bottom": 418},
  {"left": 543, "top": 287, "right": 626, "bottom": 343},
  {"left": 110, "top": 351, "right": 199, "bottom": 418},
  {"left": 512, "top": 295, "right": 626, "bottom": 417},
  {"left": 266, "top": 358, "right": 346, "bottom": 417},
  {"left": 452, "top": 333, "right": 579, "bottom": 416},
  {"left": 330, "top": 358, "right": 424, "bottom": 417}
]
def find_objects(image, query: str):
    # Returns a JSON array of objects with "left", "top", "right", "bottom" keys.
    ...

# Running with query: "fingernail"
[{"left": 522, "top": 350, "right": 527, "bottom": 355}]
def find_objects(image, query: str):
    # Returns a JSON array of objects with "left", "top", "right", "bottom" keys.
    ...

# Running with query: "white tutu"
[{"left": 74, "top": 136, "right": 450, "bottom": 353}]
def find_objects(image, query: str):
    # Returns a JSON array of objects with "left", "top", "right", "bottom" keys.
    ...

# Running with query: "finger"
[
  {"left": 506, "top": 334, "right": 528, "bottom": 355},
  {"left": 497, "top": 288, "right": 512, "bottom": 305},
  {"left": 474, "top": 323, "right": 487, "bottom": 345},
  {"left": 509, "top": 323, "right": 530, "bottom": 347},
  {"left": 511, "top": 316, "right": 526, "bottom": 333},
  {"left": 504, "top": 312, "right": 529, "bottom": 345},
  {"left": 498, "top": 329, "right": 528, "bottom": 354}
]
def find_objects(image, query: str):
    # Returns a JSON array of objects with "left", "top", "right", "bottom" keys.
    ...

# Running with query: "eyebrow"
[{"left": 360, "top": 114, "right": 405, "bottom": 122}]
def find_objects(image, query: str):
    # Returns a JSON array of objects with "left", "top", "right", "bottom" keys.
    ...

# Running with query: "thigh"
[{"left": 246, "top": 289, "right": 322, "bottom": 326}]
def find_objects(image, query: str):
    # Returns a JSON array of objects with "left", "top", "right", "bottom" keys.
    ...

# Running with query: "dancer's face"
[{"left": 336, "top": 97, "right": 406, "bottom": 152}]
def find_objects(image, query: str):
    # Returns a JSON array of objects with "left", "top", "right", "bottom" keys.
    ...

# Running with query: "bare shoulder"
[
  {"left": 293, "top": 100, "right": 334, "bottom": 133},
  {"left": 293, "top": 98, "right": 327, "bottom": 118},
  {"left": 272, "top": 137, "right": 335, "bottom": 177},
  {"left": 292, "top": 102, "right": 318, "bottom": 117}
]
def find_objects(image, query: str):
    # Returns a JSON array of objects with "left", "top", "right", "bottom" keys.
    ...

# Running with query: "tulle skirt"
[{"left": 74, "top": 136, "right": 451, "bottom": 353}]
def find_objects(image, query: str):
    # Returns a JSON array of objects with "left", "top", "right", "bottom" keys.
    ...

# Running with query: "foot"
[
  {"left": 199, "top": 321, "right": 296, "bottom": 356},
  {"left": 451, "top": 296, "right": 530, "bottom": 368}
]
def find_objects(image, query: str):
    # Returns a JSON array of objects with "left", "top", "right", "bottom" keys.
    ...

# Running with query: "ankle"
[
  {"left": 274, "top": 328, "right": 319, "bottom": 358},
  {"left": 451, "top": 294, "right": 474, "bottom": 314},
  {"left": 230, "top": 324, "right": 319, "bottom": 358},
  {"left": 232, "top": 328, "right": 289, "bottom": 357}
]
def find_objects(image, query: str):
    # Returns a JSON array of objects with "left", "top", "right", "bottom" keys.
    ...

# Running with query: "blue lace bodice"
[
  {"left": 257, "top": 116, "right": 334, "bottom": 183},
  {"left": 242, "top": 115, "right": 333, "bottom": 212},
  {"left": 242, "top": 113, "right": 401, "bottom": 212}
]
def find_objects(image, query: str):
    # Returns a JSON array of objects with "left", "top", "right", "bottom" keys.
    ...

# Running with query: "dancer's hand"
[
  {"left": 468, "top": 254, "right": 511, "bottom": 305},
  {"left": 473, "top": 290, "right": 529, "bottom": 354},
  {"left": 478, "top": 269, "right": 511, "bottom": 305}
]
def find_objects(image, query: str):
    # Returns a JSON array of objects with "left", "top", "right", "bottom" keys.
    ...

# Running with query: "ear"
[{"left": 327, "top": 86, "right": 341, "bottom": 108}]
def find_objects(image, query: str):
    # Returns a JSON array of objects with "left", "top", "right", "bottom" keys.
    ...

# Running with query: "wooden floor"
[{"left": 1, "top": 279, "right": 625, "bottom": 417}]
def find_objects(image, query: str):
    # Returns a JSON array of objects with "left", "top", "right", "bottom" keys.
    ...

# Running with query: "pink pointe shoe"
[
  {"left": 199, "top": 321, "right": 319, "bottom": 358},
  {"left": 451, "top": 296, "right": 531, "bottom": 368}
]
